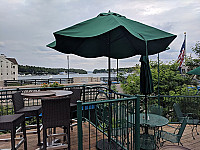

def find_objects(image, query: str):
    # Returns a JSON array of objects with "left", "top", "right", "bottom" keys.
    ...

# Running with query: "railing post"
[
  {"left": 77, "top": 101, "right": 83, "bottom": 150},
  {"left": 4, "top": 80, "right": 7, "bottom": 86},
  {"left": 83, "top": 84, "right": 86, "bottom": 103},
  {"left": 72, "top": 78, "right": 74, "bottom": 83},
  {"left": 158, "top": 94, "right": 160, "bottom": 106},
  {"left": 135, "top": 95, "right": 140, "bottom": 150}
]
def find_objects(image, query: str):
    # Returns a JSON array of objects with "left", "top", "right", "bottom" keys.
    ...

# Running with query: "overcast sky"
[{"left": 0, "top": 0, "right": 200, "bottom": 71}]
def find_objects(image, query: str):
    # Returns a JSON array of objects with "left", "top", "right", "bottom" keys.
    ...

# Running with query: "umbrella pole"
[
  {"left": 108, "top": 56, "right": 112, "bottom": 143},
  {"left": 96, "top": 42, "right": 118, "bottom": 150},
  {"left": 158, "top": 53, "right": 160, "bottom": 106},
  {"left": 117, "top": 59, "right": 119, "bottom": 82},
  {"left": 108, "top": 57, "right": 111, "bottom": 97},
  {"left": 145, "top": 95, "right": 148, "bottom": 134}
]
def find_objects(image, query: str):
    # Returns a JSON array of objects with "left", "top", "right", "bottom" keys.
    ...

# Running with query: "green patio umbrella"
[
  {"left": 187, "top": 66, "right": 200, "bottom": 76},
  {"left": 47, "top": 11, "right": 176, "bottom": 149},
  {"left": 47, "top": 12, "right": 176, "bottom": 94}
]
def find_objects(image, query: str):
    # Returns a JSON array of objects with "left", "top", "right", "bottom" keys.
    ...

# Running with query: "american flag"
[{"left": 177, "top": 39, "right": 186, "bottom": 69}]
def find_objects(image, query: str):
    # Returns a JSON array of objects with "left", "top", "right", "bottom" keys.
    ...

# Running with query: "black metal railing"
[
  {"left": 4, "top": 78, "right": 74, "bottom": 86},
  {"left": 0, "top": 84, "right": 107, "bottom": 115},
  {"left": 1, "top": 84, "right": 200, "bottom": 149},
  {"left": 144, "top": 95, "right": 200, "bottom": 123},
  {"left": 77, "top": 94, "right": 140, "bottom": 150}
]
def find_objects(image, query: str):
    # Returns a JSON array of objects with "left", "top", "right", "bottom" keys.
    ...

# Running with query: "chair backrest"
[
  {"left": 177, "top": 117, "right": 187, "bottom": 142},
  {"left": 148, "top": 104, "right": 163, "bottom": 115},
  {"left": 69, "top": 88, "right": 82, "bottom": 104},
  {"left": 41, "top": 97, "right": 70, "bottom": 128},
  {"left": 173, "top": 103, "right": 184, "bottom": 121},
  {"left": 12, "top": 92, "right": 24, "bottom": 113}
]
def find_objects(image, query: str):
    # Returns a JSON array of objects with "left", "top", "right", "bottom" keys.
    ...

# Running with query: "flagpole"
[{"left": 184, "top": 32, "right": 186, "bottom": 64}]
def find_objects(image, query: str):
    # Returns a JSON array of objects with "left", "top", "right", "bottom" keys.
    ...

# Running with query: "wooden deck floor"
[{"left": 0, "top": 123, "right": 199, "bottom": 150}]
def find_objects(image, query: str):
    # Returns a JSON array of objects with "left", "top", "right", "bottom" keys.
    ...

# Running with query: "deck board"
[{"left": 0, "top": 123, "right": 199, "bottom": 150}]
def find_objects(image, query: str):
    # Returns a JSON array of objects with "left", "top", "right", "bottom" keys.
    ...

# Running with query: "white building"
[{"left": 0, "top": 54, "right": 18, "bottom": 81}]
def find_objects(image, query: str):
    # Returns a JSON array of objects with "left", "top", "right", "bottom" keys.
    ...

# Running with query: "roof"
[{"left": 6, "top": 58, "right": 18, "bottom": 65}]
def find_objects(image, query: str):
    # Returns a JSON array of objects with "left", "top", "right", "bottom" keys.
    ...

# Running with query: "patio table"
[
  {"left": 140, "top": 113, "right": 169, "bottom": 127},
  {"left": 22, "top": 90, "right": 73, "bottom": 98},
  {"left": 128, "top": 113, "right": 169, "bottom": 127},
  {"left": 129, "top": 113, "right": 169, "bottom": 150}
]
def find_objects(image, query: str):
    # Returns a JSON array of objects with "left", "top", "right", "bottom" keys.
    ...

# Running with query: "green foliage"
[
  {"left": 151, "top": 61, "right": 192, "bottom": 95},
  {"left": 192, "top": 41, "right": 200, "bottom": 57},
  {"left": 41, "top": 82, "right": 64, "bottom": 87},
  {"left": 118, "top": 69, "right": 140, "bottom": 95},
  {"left": 49, "top": 82, "right": 64, "bottom": 87},
  {"left": 18, "top": 65, "right": 87, "bottom": 75},
  {"left": 111, "top": 84, "right": 117, "bottom": 92},
  {"left": 120, "top": 60, "right": 194, "bottom": 96},
  {"left": 93, "top": 67, "right": 137, "bottom": 74},
  {"left": 185, "top": 56, "right": 200, "bottom": 69},
  {"left": 93, "top": 69, "right": 107, "bottom": 74}
]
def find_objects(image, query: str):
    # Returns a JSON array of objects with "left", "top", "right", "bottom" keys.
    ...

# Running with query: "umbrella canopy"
[
  {"left": 187, "top": 67, "right": 200, "bottom": 76},
  {"left": 47, "top": 12, "right": 176, "bottom": 59}
]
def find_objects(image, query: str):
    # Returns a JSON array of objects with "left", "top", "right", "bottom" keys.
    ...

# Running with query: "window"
[
  {"left": 13, "top": 72, "right": 15, "bottom": 74},
  {"left": 13, "top": 66, "right": 15, "bottom": 68},
  {"left": 7, "top": 73, "right": 8, "bottom": 75}
]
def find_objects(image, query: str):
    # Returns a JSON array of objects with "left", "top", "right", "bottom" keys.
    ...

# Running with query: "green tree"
[
  {"left": 120, "top": 60, "right": 194, "bottom": 95},
  {"left": 151, "top": 61, "right": 192, "bottom": 95},
  {"left": 18, "top": 65, "right": 87, "bottom": 75},
  {"left": 192, "top": 41, "right": 200, "bottom": 57},
  {"left": 118, "top": 67, "right": 140, "bottom": 95},
  {"left": 185, "top": 56, "right": 200, "bottom": 69}
]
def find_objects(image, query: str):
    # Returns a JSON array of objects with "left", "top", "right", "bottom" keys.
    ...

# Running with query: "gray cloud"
[{"left": 0, "top": 0, "right": 200, "bottom": 70}]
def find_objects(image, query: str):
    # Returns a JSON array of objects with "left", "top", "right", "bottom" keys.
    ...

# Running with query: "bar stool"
[
  {"left": 12, "top": 92, "right": 42, "bottom": 146},
  {"left": 41, "top": 97, "right": 71, "bottom": 150},
  {"left": 0, "top": 114, "right": 27, "bottom": 150}
]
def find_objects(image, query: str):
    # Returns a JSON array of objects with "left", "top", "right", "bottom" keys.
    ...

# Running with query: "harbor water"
[{"left": 18, "top": 73, "right": 120, "bottom": 80}]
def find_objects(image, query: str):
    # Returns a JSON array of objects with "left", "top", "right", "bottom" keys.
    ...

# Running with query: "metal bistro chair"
[
  {"left": 173, "top": 103, "right": 200, "bottom": 139},
  {"left": 41, "top": 97, "right": 71, "bottom": 150},
  {"left": 95, "top": 91, "right": 131, "bottom": 149},
  {"left": 140, "top": 104, "right": 164, "bottom": 150},
  {"left": 148, "top": 104, "right": 163, "bottom": 116},
  {"left": 96, "top": 102, "right": 131, "bottom": 147},
  {"left": 12, "top": 92, "right": 42, "bottom": 146},
  {"left": 69, "top": 88, "right": 82, "bottom": 130},
  {"left": 158, "top": 117, "right": 187, "bottom": 147},
  {"left": 0, "top": 114, "right": 27, "bottom": 150}
]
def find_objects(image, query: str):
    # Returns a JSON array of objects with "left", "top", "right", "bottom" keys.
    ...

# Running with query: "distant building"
[{"left": 0, "top": 54, "right": 18, "bottom": 81}]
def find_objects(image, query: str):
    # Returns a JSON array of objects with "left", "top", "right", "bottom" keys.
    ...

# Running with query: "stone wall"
[{"left": 73, "top": 77, "right": 101, "bottom": 83}]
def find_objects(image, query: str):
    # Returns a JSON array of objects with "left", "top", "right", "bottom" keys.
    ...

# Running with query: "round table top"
[
  {"left": 50, "top": 90, "right": 73, "bottom": 97},
  {"left": 22, "top": 90, "right": 73, "bottom": 98},
  {"left": 140, "top": 113, "right": 169, "bottom": 127},
  {"left": 128, "top": 113, "right": 169, "bottom": 127}
]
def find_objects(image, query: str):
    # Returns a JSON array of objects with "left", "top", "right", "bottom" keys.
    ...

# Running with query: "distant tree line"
[
  {"left": 93, "top": 67, "right": 136, "bottom": 74},
  {"left": 18, "top": 65, "right": 87, "bottom": 75}
]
